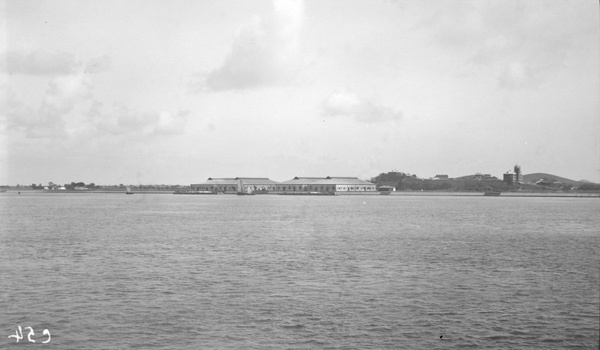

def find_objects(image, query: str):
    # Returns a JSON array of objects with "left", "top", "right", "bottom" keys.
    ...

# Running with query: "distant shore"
[
  {"left": 2, "top": 189, "right": 599, "bottom": 198},
  {"left": 388, "top": 191, "right": 600, "bottom": 198}
]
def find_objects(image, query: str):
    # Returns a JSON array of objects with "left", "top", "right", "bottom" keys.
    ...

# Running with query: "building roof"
[
  {"left": 280, "top": 176, "right": 374, "bottom": 186},
  {"left": 192, "top": 177, "right": 279, "bottom": 186},
  {"left": 192, "top": 176, "right": 374, "bottom": 187},
  {"left": 236, "top": 178, "right": 279, "bottom": 185},
  {"left": 192, "top": 178, "right": 238, "bottom": 186}
]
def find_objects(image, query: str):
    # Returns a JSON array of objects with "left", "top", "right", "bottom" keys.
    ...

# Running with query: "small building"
[
  {"left": 377, "top": 185, "right": 396, "bottom": 192},
  {"left": 504, "top": 165, "right": 523, "bottom": 185},
  {"left": 277, "top": 176, "right": 377, "bottom": 194},
  {"left": 503, "top": 172, "right": 517, "bottom": 184},
  {"left": 434, "top": 174, "right": 449, "bottom": 180}
]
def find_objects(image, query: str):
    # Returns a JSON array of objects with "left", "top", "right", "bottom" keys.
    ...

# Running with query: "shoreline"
[
  {"left": 388, "top": 191, "right": 600, "bottom": 198},
  {"left": 2, "top": 189, "right": 599, "bottom": 198}
]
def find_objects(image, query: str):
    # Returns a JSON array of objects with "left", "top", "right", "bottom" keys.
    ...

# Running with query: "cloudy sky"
[{"left": 1, "top": 0, "right": 599, "bottom": 185}]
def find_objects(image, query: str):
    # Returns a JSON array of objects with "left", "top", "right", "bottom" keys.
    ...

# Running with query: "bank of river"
[
  {"left": 389, "top": 191, "right": 600, "bottom": 198},
  {"left": 3, "top": 189, "right": 599, "bottom": 197}
]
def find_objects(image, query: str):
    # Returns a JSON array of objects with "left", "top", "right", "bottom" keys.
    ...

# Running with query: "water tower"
[{"left": 514, "top": 164, "right": 523, "bottom": 184}]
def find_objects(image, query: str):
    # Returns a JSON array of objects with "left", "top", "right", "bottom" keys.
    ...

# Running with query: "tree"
[
  {"left": 370, "top": 171, "right": 414, "bottom": 189},
  {"left": 579, "top": 183, "right": 600, "bottom": 191}
]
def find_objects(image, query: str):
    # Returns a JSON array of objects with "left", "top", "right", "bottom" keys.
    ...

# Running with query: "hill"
[{"left": 523, "top": 173, "right": 591, "bottom": 186}]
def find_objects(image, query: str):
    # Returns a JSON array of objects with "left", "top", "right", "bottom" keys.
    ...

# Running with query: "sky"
[{"left": 1, "top": 0, "right": 599, "bottom": 186}]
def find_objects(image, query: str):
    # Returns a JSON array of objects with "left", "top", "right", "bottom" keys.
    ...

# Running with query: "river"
[{"left": 1, "top": 193, "right": 598, "bottom": 349}]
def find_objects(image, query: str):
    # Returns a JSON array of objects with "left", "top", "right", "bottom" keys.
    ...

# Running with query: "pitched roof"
[
  {"left": 192, "top": 178, "right": 238, "bottom": 186},
  {"left": 280, "top": 176, "right": 374, "bottom": 186},
  {"left": 236, "top": 178, "right": 279, "bottom": 185},
  {"left": 192, "top": 177, "right": 279, "bottom": 186}
]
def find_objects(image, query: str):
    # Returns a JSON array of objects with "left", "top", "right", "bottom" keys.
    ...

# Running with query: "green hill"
[{"left": 523, "top": 173, "right": 590, "bottom": 186}]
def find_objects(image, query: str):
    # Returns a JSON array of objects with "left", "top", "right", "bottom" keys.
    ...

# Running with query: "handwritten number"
[
  {"left": 42, "top": 329, "right": 51, "bottom": 343},
  {"left": 8, "top": 325, "right": 23, "bottom": 343},
  {"left": 7, "top": 326, "right": 50, "bottom": 343},
  {"left": 25, "top": 326, "right": 35, "bottom": 343}
]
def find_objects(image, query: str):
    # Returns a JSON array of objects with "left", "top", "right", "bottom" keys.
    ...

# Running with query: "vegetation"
[
  {"left": 369, "top": 170, "right": 599, "bottom": 192},
  {"left": 579, "top": 183, "right": 600, "bottom": 191},
  {"left": 7, "top": 171, "right": 599, "bottom": 193},
  {"left": 370, "top": 171, "right": 417, "bottom": 189}
]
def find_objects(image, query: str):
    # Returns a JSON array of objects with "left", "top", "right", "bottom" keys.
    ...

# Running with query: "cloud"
[
  {"left": 4, "top": 50, "right": 117, "bottom": 138},
  {"left": 3, "top": 98, "right": 67, "bottom": 138},
  {"left": 87, "top": 102, "right": 189, "bottom": 136},
  {"left": 42, "top": 70, "right": 93, "bottom": 113},
  {"left": 204, "top": 0, "right": 305, "bottom": 90},
  {"left": 85, "top": 55, "right": 112, "bottom": 74},
  {"left": 416, "top": 1, "right": 595, "bottom": 90},
  {"left": 497, "top": 61, "right": 539, "bottom": 89},
  {"left": 6, "top": 50, "right": 77, "bottom": 75},
  {"left": 3, "top": 70, "right": 92, "bottom": 138},
  {"left": 1, "top": 87, "right": 33, "bottom": 132},
  {"left": 6, "top": 50, "right": 111, "bottom": 75},
  {"left": 4, "top": 49, "right": 113, "bottom": 137},
  {"left": 154, "top": 111, "right": 190, "bottom": 135},
  {"left": 322, "top": 90, "right": 402, "bottom": 123}
]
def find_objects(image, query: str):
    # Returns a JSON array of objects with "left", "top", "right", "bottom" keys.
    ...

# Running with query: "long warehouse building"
[
  {"left": 187, "top": 176, "right": 378, "bottom": 195},
  {"left": 190, "top": 177, "right": 279, "bottom": 194},
  {"left": 277, "top": 176, "right": 377, "bottom": 194}
]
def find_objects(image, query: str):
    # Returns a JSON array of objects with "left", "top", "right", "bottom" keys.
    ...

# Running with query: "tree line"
[{"left": 370, "top": 171, "right": 599, "bottom": 192}]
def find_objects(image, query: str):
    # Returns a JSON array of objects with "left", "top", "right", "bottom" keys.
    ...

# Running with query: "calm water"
[{"left": 1, "top": 193, "right": 599, "bottom": 349}]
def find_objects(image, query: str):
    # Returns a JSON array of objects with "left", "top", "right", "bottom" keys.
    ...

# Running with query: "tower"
[{"left": 514, "top": 164, "right": 522, "bottom": 184}]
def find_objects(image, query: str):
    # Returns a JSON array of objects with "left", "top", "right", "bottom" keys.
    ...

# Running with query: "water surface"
[{"left": 1, "top": 193, "right": 598, "bottom": 349}]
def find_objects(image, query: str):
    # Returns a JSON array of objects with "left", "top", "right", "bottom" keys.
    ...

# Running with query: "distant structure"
[
  {"left": 190, "top": 177, "right": 279, "bottom": 194},
  {"left": 514, "top": 164, "right": 523, "bottom": 184},
  {"left": 434, "top": 174, "right": 449, "bottom": 180},
  {"left": 455, "top": 173, "right": 497, "bottom": 181},
  {"left": 277, "top": 176, "right": 377, "bottom": 195},
  {"left": 184, "top": 176, "right": 377, "bottom": 195},
  {"left": 503, "top": 164, "right": 523, "bottom": 185}
]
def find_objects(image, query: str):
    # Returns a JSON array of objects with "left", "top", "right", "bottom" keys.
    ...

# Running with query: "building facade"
[
  {"left": 503, "top": 172, "right": 517, "bottom": 184},
  {"left": 190, "top": 177, "right": 279, "bottom": 194},
  {"left": 504, "top": 164, "right": 523, "bottom": 185},
  {"left": 187, "top": 176, "right": 377, "bottom": 195},
  {"left": 277, "top": 176, "right": 377, "bottom": 194},
  {"left": 514, "top": 164, "right": 523, "bottom": 184},
  {"left": 191, "top": 178, "right": 238, "bottom": 193},
  {"left": 237, "top": 178, "right": 279, "bottom": 194}
]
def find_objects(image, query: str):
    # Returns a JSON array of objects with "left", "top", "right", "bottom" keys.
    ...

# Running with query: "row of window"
[
  {"left": 192, "top": 185, "right": 377, "bottom": 192},
  {"left": 277, "top": 185, "right": 376, "bottom": 192}
]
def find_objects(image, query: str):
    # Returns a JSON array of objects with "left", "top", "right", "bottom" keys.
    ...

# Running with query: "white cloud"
[
  {"left": 4, "top": 51, "right": 112, "bottom": 137},
  {"left": 1, "top": 87, "right": 34, "bottom": 132},
  {"left": 3, "top": 70, "right": 93, "bottom": 138},
  {"left": 322, "top": 90, "right": 402, "bottom": 123},
  {"left": 498, "top": 61, "right": 539, "bottom": 89},
  {"left": 204, "top": 0, "right": 305, "bottom": 90},
  {"left": 6, "top": 50, "right": 77, "bottom": 75},
  {"left": 42, "top": 70, "right": 93, "bottom": 113},
  {"left": 416, "top": 1, "right": 595, "bottom": 90},
  {"left": 154, "top": 111, "right": 190, "bottom": 135},
  {"left": 87, "top": 102, "right": 189, "bottom": 136}
]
